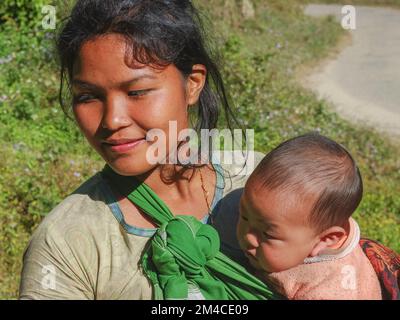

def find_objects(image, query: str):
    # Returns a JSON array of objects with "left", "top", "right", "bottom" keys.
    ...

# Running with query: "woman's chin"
[{"left": 106, "top": 159, "right": 157, "bottom": 177}]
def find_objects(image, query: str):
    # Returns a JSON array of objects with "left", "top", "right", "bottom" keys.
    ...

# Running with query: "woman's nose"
[{"left": 101, "top": 95, "right": 132, "bottom": 130}]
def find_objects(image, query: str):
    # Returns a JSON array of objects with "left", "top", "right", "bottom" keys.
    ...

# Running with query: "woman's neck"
[
  {"left": 137, "top": 164, "right": 202, "bottom": 200},
  {"left": 105, "top": 162, "right": 214, "bottom": 204}
]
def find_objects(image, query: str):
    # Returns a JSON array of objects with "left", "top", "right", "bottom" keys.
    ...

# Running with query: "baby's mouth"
[{"left": 245, "top": 252, "right": 258, "bottom": 261}]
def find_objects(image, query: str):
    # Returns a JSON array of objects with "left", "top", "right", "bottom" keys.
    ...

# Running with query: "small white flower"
[{"left": 0, "top": 54, "right": 14, "bottom": 65}]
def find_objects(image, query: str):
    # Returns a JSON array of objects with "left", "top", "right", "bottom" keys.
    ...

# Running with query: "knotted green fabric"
[{"left": 105, "top": 166, "right": 278, "bottom": 300}]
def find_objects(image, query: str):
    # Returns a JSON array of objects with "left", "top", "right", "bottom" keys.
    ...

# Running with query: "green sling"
[{"left": 105, "top": 166, "right": 279, "bottom": 300}]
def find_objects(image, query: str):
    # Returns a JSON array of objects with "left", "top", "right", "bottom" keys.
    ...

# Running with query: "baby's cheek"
[
  {"left": 283, "top": 246, "right": 310, "bottom": 269},
  {"left": 259, "top": 245, "right": 283, "bottom": 272},
  {"left": 236, "top": 224, "right": 246, "bottom": 244},
  {"left": 260, "top": 242, "right": 300, "bottom": 273}
]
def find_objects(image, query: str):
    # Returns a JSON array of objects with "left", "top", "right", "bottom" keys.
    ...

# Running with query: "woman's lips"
[{"left": 103, "top": 138, "right": 145, "bottom": 153}]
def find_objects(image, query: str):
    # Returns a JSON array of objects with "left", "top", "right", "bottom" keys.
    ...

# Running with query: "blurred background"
[{"left": 0, "top": 0, "right": 399, "bottom": 299}]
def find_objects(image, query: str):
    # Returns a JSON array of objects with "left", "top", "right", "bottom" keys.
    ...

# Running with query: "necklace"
[{"left": 198, "top": 166, "right": 211, "bottom": 214}]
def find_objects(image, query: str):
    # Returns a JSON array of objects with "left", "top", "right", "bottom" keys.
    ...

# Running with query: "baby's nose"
[{"left": 245, "top": 232, "right": 259, "bottom": 248}]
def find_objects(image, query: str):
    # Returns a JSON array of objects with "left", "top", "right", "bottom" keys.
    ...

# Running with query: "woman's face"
[{"left": 71, "top": 33, "right": 205, "bottom": 176}]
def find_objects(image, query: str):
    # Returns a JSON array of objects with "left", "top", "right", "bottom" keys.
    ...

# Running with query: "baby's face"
[{"left": 237, "top": 183, "right": 319, "bottom": 273}]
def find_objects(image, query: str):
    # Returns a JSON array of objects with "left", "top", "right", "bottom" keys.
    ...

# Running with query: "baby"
[{"left": 237, "top": 133, "right": 382, "bottom": 300}]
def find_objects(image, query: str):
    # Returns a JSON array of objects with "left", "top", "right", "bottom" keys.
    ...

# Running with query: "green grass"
[
  {"left": 0, "top": 0, "right": 399, "bottom": 299},
  {"left": 295, "top": 0, "right": 400, "bottom": 8}
]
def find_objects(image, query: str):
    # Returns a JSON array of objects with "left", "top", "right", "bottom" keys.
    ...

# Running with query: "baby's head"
[{"left": 237, "top": 133, "right": 363, "bottom": 273}]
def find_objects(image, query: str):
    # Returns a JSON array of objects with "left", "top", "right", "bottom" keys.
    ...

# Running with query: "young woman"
[{"left": 19, "top": 0, "right": 270, "bottom": 299}]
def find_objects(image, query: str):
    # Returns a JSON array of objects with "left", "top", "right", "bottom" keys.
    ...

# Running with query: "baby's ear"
[{"left": 309, "top": 226, "right": 347, "bottom": 257}]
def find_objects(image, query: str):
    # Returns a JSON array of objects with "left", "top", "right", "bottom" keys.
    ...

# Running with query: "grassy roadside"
[
  {"left": 295, "top": 0, "right": 400, "bottom": 8},
  {"left": 0, "top": 0, "right": 399, "bottom": 299},
  {"left": 200, "top": 0, "right": 400, "bottom": 249}
]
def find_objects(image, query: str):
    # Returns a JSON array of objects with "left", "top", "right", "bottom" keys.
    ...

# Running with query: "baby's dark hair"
[
  {"left": 56, "top": 0, "right": 243, "bottom": 166},
  {"left": 249, "top": 133, "right": 363, "bottom": 232}
]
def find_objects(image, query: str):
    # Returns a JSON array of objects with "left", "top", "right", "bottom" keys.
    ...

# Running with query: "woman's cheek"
[
  {"left": 134, "top": 99, "right": 186, "bottom": 133},
  {"left": 153, "top": 86, "right": 188, "bottom": 120},
  {"left": 74, "top": 105, "right": 98, "bottom": 133},
  {"left": 74, "top": 104, "right": 103, "bottom": 144}
]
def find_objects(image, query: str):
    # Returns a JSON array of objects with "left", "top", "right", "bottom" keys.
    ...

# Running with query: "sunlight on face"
[
  {"left": 72, "top": 33, "right": 190, "bottom": 176},
  {"left": 237, "top": 181, "right": 319, "bottom": 273}
]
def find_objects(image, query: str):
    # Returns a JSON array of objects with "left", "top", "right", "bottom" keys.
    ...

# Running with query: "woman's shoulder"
[
  {"left": 31, "top": 172, "right": 112, "bottom": 240},
  {"left": 217, "top": 150, "right": 265, "bottom": 172},
  {"left": 20, "top": 172, "right": 152, "bottom": 299},
  {"left": 216, "top": 150, "right": 265, "bottom": 195}
]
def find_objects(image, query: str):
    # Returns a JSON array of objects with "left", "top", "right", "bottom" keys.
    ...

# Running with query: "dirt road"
[{"left": 303, "top": 4, "right": 400, "bottom": 137}]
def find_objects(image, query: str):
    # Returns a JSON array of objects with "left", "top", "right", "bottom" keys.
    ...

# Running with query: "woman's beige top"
[{"left": 19, "top": 152, "right": 263, "bottom": 299}]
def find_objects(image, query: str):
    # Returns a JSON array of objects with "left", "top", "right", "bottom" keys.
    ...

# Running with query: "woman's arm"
[{"left": 19, "top": 211, "right": 96, "bottom": 299}]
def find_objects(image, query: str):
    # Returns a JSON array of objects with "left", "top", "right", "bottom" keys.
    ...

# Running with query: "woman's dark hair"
[{"left": 56, "top": 0, "right": 245, "bottom": 172}]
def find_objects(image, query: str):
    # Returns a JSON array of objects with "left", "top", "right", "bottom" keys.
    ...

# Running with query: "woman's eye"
[
  {"left": 73, "top": 94, "right": 96, "bottom": 104},
  {"left": 128, "top": 89, "right": 149, "bottom": 98},
  {"left": 240, "top": 215, "right": 249, "bottom": 221}
]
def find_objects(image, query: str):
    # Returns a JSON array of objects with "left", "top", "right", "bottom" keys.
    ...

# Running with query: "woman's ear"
[
  {"left": 186, "top": 64, "right": 207, "bottom": 106},
  {"left": 309, "top": 226, "right": 348, "bottom": 257}
]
